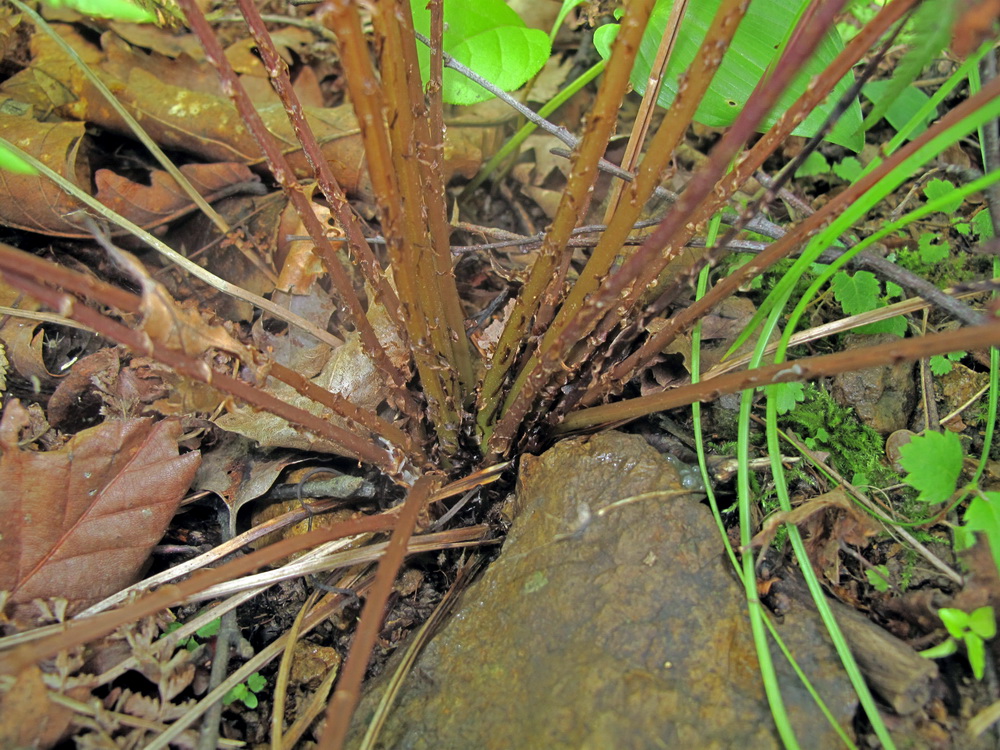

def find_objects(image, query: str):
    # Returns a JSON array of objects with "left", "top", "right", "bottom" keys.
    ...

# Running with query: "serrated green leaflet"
[
  {"left": 593, "top": 0, "right": 863, "bottom": 150},
  {"left": 898, "top": 430, "right": 964, "bottom": 505},
  {"left": 410, "top": 0, "right": 550, "bottom": 106}
]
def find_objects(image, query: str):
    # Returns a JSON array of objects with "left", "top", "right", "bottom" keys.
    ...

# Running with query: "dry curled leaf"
[
  {"left": 0, "top": 400, "right": 200, "bottom": 625},
  {"left": 750, "top": 487, "right": 878, "bottom": 586}
]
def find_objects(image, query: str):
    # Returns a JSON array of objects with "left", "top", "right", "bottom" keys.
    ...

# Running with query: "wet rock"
[
  {"left": 832, "top": 333, "right": 916, "bottom": 434},
  {"left": 351, "top": 432, "right": 857, "bottom": 749}
]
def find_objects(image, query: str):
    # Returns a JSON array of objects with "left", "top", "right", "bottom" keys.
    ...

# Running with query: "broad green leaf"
[
  {"left": 410, "top": 0, "right": 550, "bottom": 106},
  {"left": 855, "top": 316, "right": 907, "bottom": 337},
  {"left": 897, "top": 430, "right": 964, "bottom": 504},
  {"left": 966, "top": 633, "right": 987, "bottom": 679},
  {"left": 919, "top": 638, "right": 957, "bottom": 659},
  {"left": 794, "top": 152, "right": 829, "bottom": 178},
  {"left": 771, "top": 382, "right": 805, "bottom": 415},
  {"left": 962, "top": 492, "right": 1000, "bottom": 576},
  {"left": 970, "top": 606, "right": 997, "bottom": 640},
  {"left": 246, "top": 672, "right": 267, "bottom": 693},
  {"left": 593, "top": 0, "right": 863, "bottom": 150},
  {"left": 41, "top": 0, "right": 156, "bottom": 23},
  {"left": 862, "top": 80, "right": 937, "bottom": 140},
  {"left": 860, "top": 0, "right": 954, "bottom": 135},
  {"left": 195, "top": 618, "right": 221, "bottom": 638},
  {"left": 831, "top": 270, "right": 880, "bottom": 315},
  {"left": 938, "top": 607, "right": 971, "bottom": 637},
  {"left": 929, "top": 355, "right": 954, "bottom": 377},
  {"left": 865, "top": 565, "right": 891, "bottom": 592},
  {"left": 972, "top": 209, "right": 995, "bottom": 239}
]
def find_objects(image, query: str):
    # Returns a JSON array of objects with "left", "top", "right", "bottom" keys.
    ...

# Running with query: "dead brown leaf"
[
  {"left": 750, "top": 487, "right": 879, "bottom": 585},
  {"left": 0, "top": 400, "right": 200, "bottom": 625}
]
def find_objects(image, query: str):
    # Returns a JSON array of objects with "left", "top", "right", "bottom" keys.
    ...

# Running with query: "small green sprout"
[
  {"left": 919, "top": 606, "right": 996, "bottom": 680},
  {"left": 223, "top": 672, "right": 267, "bottom": 709},
  {"left": 164, "top": 617, "right": 222, "bottom": 652}
]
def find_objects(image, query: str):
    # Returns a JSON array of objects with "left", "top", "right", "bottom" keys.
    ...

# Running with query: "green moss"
[{"left": 777, "top": 384, "right": 896, "bottom": 486}]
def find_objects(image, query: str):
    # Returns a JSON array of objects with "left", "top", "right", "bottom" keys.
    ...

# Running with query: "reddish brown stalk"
[
  {"left": 318, "top": 475, "right": 437, "bottom": 750},
  {"left": 531, "top": 0, "right": 750, "bottom": 359},
  {"left": 234, "top": 0, "right": 405, "bottom": 340},
  {"left": 487, "top": 0, "right": 850, "bottom": 456},
  {"left": 602, "top": 0, "right": 689, "bottom": 222},
  {"left": 412, "top": 0, "right": 477, "bottom": 396},
  {"left": 555, "top": 318, "right": 1000, "bottom": 432},
  {"left": 174, "top": 0, "right": 415, "bottom": 416},
  {"left": 476, "top": 0, "right": 656, "bottom": 439},
  {"left": 0, "top": 513, "right": 400, "bottom": 676},
  {"left": 321, "top": 0, "right": 462, "bottom": 456},
  {"left": 0, "top": 243, "right": 419, "bottom": 464},
  {"left": 369, "top": 0, "right": 469, "bottom": 452},
  {"left": 0, "top": 270, "right": 403, "bottom": 473},
  {"left": 602, "top": 70, "right": 1000, "bottom": 396}
]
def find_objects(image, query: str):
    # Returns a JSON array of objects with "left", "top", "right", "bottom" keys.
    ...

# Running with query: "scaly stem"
[
  {"left": 477, "top": 0, "right": 656, "bottom": 450},
  {"left": 175, "top": 0, "right": 414, "bottom": 413}
]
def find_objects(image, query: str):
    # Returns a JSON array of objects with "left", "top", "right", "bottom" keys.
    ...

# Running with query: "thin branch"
[{"left": 556, "top": 319, "right": 1000, "bottom": 432}]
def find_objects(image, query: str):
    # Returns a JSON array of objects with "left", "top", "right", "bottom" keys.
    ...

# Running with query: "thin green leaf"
[
  {"left": 41, "top": 0, "right": 156, "bottom": 22},
  {"left": 860, "top": 0, "right": 956, "bottom": 133}
]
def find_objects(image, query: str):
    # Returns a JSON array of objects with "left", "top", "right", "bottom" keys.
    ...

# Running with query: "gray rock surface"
[{"left": 351, "top": 432, "right": 857, "bottom": 749}]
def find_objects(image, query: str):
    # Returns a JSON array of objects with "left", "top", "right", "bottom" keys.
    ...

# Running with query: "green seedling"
[
  {"left": 920, "top": 606, "right": 996, "bottom": 680},
  {"left": 223, "top": 672, "right": 267, "bottom": 710},
  {"left": 593, "top": 0, "right": 863, "bottom": 149},
  {"left": 164, "top": 617, "right": 221, "bottom": 652},
  {"left": 865, "top": 565, "right": 892, "bottom": 593},
  {"left": 410, "top": 0, "right": 549, "bottom": 105},
  {"left": 929, "top": 351, "right": 966, "bottom": 377}
]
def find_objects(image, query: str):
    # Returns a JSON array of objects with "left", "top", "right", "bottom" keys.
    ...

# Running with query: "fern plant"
[{"left": 0, "top": 0, "right": 999, "bottom": 748}]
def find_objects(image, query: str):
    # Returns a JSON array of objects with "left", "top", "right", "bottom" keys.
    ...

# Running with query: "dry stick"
[
  {"left": 602, "top": 0, "right": 689, "bottom": 223},
  {"left": 173, "top": 0, "right": 415, "bottom": 415},
  {"left": 489, "top": 0, "right": 851, "bottom": 456},
  {"left": 322, "top": 1, "right": 459, "bottom": 454},
  {"left": 235, "top": 0, "right": 406, "bottom": 338},
  {"left": 556, "top": 317, "right": 1000, "bottom": 432},
  {"left": 0, "top": 243, "right": 418, "bottom": 465},
  {"left": 476, "top": 0, "right": 656, "bottom": 438},
  {"left": 0, "top": 513, "right": 399, "bottom": 676},
  {"left": 0, "top": 270, "right": 400, "bottom": 474},
  {"left": 750, "top": 170, "right": 984, "bottom": 327},
  {"left": 318, "top": 475, "right": 437, "bottom": 750}
]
